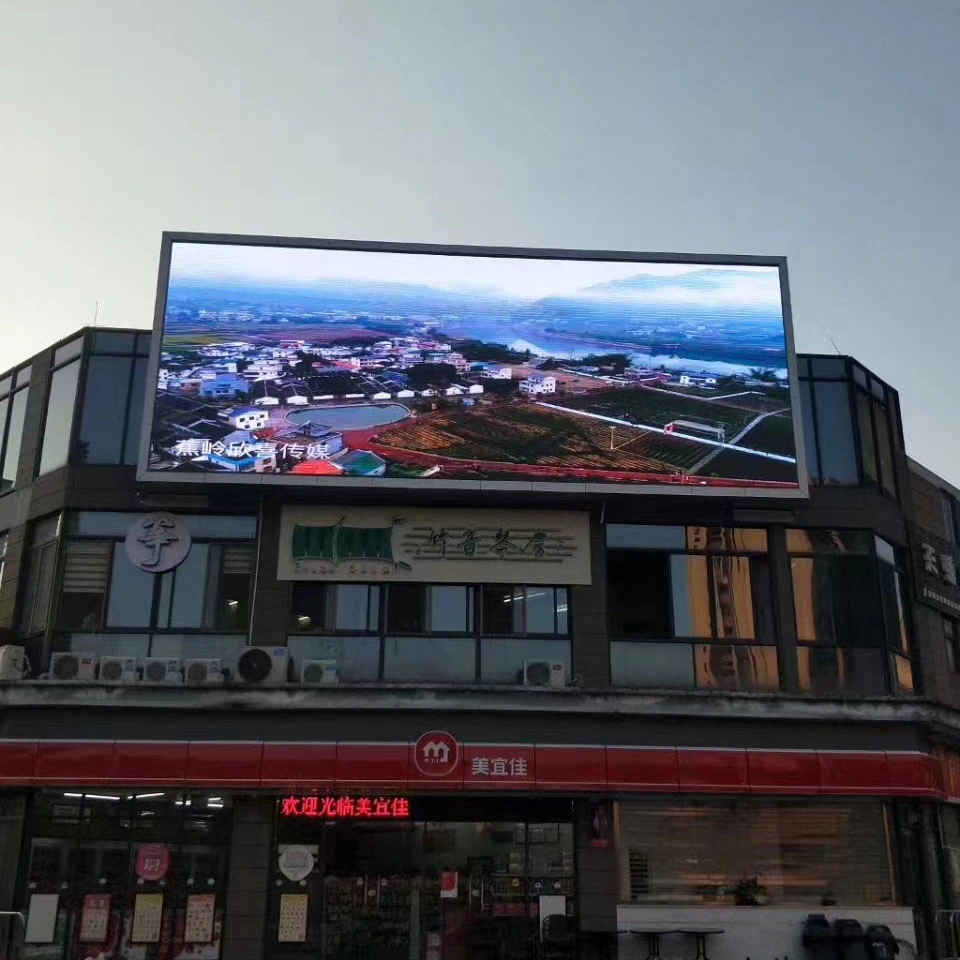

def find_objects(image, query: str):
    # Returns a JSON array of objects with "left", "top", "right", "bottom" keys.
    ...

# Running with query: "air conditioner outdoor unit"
[
  {"left": 300, "top": 659, "right": 339, "bottom": 686},
  {"left": 522, "top": 660, "right": 568, "bottom": 688},
  {"left": 0, "top": 645, "right": 26, "bottom": 681},
  {"left": 141, "top": 658, "right": 184, "bottom": 684},
  {"left": 50, "top": 652, "right": 98, "bottom": 682},
  {"left": 184, "top": 658, "right": 225, "bottom": 686},
  {"left": 236, "top": 646, "right": 289, "bottom": 684},
  {"left": 99, "top": 656, "right": 138, "bottom": 684}
]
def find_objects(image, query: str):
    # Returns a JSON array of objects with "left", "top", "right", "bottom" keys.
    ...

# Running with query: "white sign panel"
[
  {"left": 277, "top": 506, "right": 591, "bottom": 584},
  {"left": 25, "top": 893, "right": 59, "bottom": 943}
]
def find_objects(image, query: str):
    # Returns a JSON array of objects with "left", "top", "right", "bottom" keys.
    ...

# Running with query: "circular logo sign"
[
  {"left": 278, "top": 846, "right": 316, "bottom": 882},
  {"left": 414, "top": 730, "right": 459, "bottom": 778},
  {"left": 124, "top": 513, "right": 191, "bottom": 573},
  {"left": 135, "top": 843, "right": 171, "bottom": 882}
]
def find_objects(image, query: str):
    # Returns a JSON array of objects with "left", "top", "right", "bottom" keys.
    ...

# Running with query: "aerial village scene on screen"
[{"left": 147, "top": 242, "right": 799, "bottom": 487}]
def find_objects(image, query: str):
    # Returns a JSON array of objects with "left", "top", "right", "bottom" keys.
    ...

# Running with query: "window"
[
  {"left": 25, "top": 789, "right": 231, "bottom": 960},
  {"left": 944, "top": 493, "right": 960, "bottom": 545},
  {"left": 0, "top": 366, "right": 31, "bottom": 493},
  {"left": 37, "top": 353, "right": 81, "bottom": 476},
  {"left": 618, "top": 799, "right": 896, "bottom": 906},
  {"left": 0, "top": 531, "right": 7, "bottom": 591},
  {"left": 946, "top": 617, "right": 960, "bottom": 673},
  {"left": 607, "top": 526, "right": 778, "bottom": 692},
  {"left": 288, "top": 582, "right": 569, "bottom": 683},
  {"left": 789, "top": 529, "right": 914, "bottom": 695},
  {"left": 797, "top": 356, "right": 901, "bottom": 495},
  {"left": 53, "top": 512, "right": 255, "bottom": 660},
  {"left": 19, "top": 515, "right": 61, "bottom": 637},
  {"left": 76, "top": 333, "right": 149, "bottom": 465}
]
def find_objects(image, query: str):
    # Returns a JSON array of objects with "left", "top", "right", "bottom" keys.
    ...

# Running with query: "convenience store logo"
[{"left": 415, "top": 730, "right": 460, "bottom": 777}]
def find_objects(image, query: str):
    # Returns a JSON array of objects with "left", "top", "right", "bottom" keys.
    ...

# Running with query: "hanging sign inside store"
[
  {"left": 280, "top": 795, "right": 411, "bottom": 819},
  {"left": 125, "top": 512, "right": 191, "bottom": 573},
  {"left": 277, "top": 845, "right": 316, "bottom": 882},
  {"left": 277, "top": 505, "right": 591, "bottom": 584},
  {"left": 135, "top": 843, "right": 171, "bottom": 882}
]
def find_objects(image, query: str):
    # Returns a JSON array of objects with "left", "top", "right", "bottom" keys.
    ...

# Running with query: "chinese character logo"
[
  {"left": 414, "top": 730, "right": 460, "bottom": 777},
  {"left": 124, "top": 513, "right": 192, "bottom": 573}
]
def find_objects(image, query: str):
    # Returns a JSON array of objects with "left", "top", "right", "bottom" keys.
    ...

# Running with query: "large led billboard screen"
[{"left": 140, "top": 234, "right": 806, "bottom": 496}]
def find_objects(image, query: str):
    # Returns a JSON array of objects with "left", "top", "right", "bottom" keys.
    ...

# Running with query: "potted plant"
[{"left": 734, "top": 876, "right": 768, "bottom": 906}]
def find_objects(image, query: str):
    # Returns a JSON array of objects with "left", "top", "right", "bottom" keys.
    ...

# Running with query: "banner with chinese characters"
[
  {"left": 277, "top": 506, "right": 591, "bottom": 584},
  {"left": 910, "top": 524, "right": 960, "bottom": 617},
  {"left": 280, "top": 795, "right": 410, "bottom": 819}
]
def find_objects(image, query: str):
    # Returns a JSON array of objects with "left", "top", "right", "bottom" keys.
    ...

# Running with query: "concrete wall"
[{"left": 616, "top": 905, "right": 918, "bottom": 960}]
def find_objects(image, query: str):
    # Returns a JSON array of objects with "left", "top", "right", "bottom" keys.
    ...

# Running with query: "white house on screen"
[
  {"left": 481, "top": 364, "right": 513, "bottom": 380},
  {"left": 519, "top": 374, "right": 557, "bottom": 395},
  {"left": 229, "top": 407, "right": 270, "bottom": 431}
]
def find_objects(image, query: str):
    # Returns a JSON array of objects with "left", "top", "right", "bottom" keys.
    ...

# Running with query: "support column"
[
  {"left": 0, "top": 792, "right": 27, "bottom": 959},
  {"left": 223, "top": 796, "right": 275, "bottom": 960},
  {"left": 576, "top": 800, "right": 618, "bottom": 960}
]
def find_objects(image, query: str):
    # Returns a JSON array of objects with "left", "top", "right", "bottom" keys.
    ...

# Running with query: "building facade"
[{"left": 0, "top": 332, "right": 957, "bottom": 960}]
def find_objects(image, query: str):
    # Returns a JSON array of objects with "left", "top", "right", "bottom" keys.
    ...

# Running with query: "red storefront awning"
[{"left": 0, "top": 738, "right": 941, "bottom": 798}]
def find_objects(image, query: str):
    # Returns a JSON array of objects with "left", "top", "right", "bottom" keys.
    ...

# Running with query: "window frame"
[
  {"left": 606, "top": 525, "right": 780, "bottom": 693},
  {"left": 35, "top": 334, "right": 85, "bottom": 478},
  {"left": 787, "top": 528, "right": 916, "bottom": 695},
  {"left": 798, "top": 355, "right": 902, "bottom": 499},
  {"left": 52, "top": 513, "right": 257, "bottom": 650},
  {"left": 0, "top": 362, "right": 33, "bottom": 495},
  {"left": 73, "top": 329, "right": 150, "bottom": 467},
  {"left": 287, "top": 581, "right": 572, "bottom": 683}
]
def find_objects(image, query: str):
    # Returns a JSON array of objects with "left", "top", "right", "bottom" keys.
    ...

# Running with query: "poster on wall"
[
  {"left": 277, "top": 893, "right": 309, "bottom": 943},
  {"left": 440, "top": 872, "right": 458, "bottom": 900},
  {"left": 184, "top": 893, "right": 217, "bottom": 944},
  {"left": 141, "top": 233, "right": 806, "bottom": 499},
  {"left": 131, "top": 893, "right": 164, "bottom": 943},
  {"left": 79, "top": 893, "right": 111, "bottom": 942}
]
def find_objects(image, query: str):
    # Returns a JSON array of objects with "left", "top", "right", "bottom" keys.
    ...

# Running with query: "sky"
[
  {"left": 170, "top": 242, "right": 783, "bottom": 306},
  {"left": 1, "top": 0, "right": 959, "bottom": 480}
]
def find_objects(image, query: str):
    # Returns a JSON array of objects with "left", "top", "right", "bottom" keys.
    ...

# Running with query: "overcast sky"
[
  {"left": 171, "top": 242, "right": 783, "bottom": 305},
  {"left": 2, "top": 1, "right": 959, "bottom": 480}
]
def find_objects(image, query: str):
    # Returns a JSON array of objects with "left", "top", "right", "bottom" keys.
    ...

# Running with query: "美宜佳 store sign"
[{"left": 276, "top": 505, "right": 591, "bottom": 584}]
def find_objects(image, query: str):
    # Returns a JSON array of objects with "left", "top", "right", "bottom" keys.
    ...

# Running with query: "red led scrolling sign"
[{"left": 280, "top": 796, "right": 411, "bottom": 819}]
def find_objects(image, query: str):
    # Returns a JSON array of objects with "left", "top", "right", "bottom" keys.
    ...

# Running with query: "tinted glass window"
[
  {"left": 105, "top": 550, "right": 154, "bottom": 627},
  {"left": 799, "top": 381, "right": 820, "bottom": 483},
  {"left": 15, "top": 366, "right": 32, "bottom": 388},
  {"left": 93, "top": 331, "right": 135, "bottom": 352},
  {"left": 430, "top": 586, "right": 471, "bottom": 633},
  {"left": 856, "top": 390, "right": 877, "bottom": 484},
  {"left": 123, "top": 356, "right": 148, "bottom": 464},
  {"left": 387, "top": 584, "right": 426, "bottom": 633},
  {"left": 811, "top": 358, "right": 847, "bottom": 378},
  {"left": 813, "top": 382, "right": 857, "bottom": 484},
  {"left": 38, "top": 359, "right": 81, "bottom": 475},
  {"left": 78, "top": 356, "right": 132, "bottom": 463},
  {"left": 54, "top": 338, "right": 84, "bottom": 366},
  {"left": 482, "top": 586, "right": 521, "bottom": 635},
  {"left": 1, "top": 388, "right": 29, "bottom": 490},
  {"left": 608, "top": 552, "right": 671, "bottom": 638},
  {"left": 874, "top": 402, "right": 895, "bottom": 496}
]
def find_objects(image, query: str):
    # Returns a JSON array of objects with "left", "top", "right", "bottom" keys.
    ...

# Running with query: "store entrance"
[{"left": 269, "top": 797, "right": 576, "bottom": 960}]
